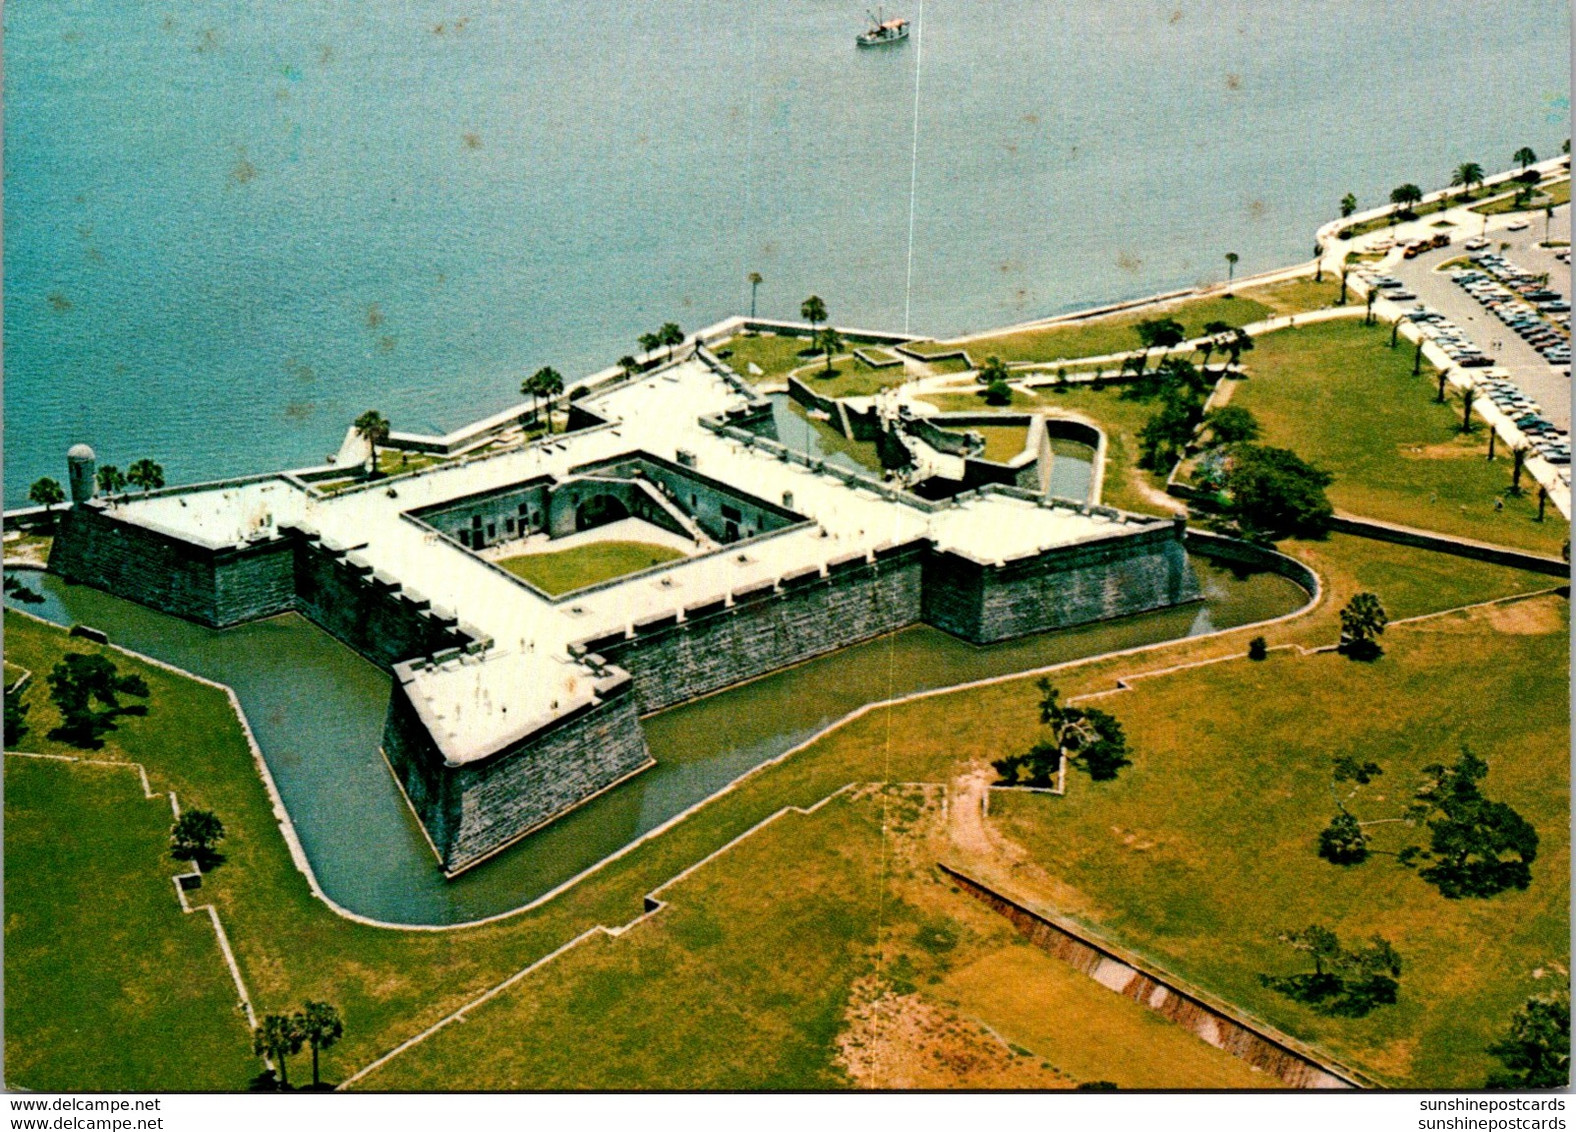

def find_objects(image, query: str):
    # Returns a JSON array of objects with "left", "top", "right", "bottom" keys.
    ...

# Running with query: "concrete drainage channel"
[{"left": 938, "top": 864, "right": 1372, "bottom": 1090}]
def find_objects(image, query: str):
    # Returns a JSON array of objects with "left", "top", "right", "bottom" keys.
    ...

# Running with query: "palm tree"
[
  {"left": 529, "top": 367, "right": 564, "bottom": 433},
  {"left": 1224, "top": 327, "right": 1254, "bottom": 367},
  {"left": 1198, "top": 320, "right": 1232, "bottom": 372},
  {"left": 1339, "top": 192, "right": 1358, "bottom": 218},
  {"left": 126, "top": 459, "right": 165, "bottom": 493},
  {"left": 638, "top": 331, "right": 660, "bottom": 362},
  {"left": 300, "top": 1001, "right": 344, "bottom": 1089},
  {"left": 1545, "top": 205, "right": 1556, "bottom": 244},
  {"left": 1510, "top": 442, "right": 1529, "bottom": 495},
  {"left": 1224, "top": 251, "right": 1239, "bottom": 286},
  {"left": 800, "top": 295, "right": 827, "bottom": 346},
  {"left": 1460, "top": 384, "right": 1476, "bottom": 434},
  {"left": 658, "top": 322, "right": 684, "bottom": 363},
  {"left": 618, "top": 355, "right": 640, "bottom": 380},
  {"left": 1514, "top": 146, "right": 1538, "bottom": 171},
  {"left": 253, "top": 1012, "right": 305, "bottom": 1090},
  {"left": 353, "top": 411, "right": 390, "bottom": 476},
  {"left": 1451, "top": 161, "right": 1485, "bottom": 201},
  {"left": 520, "top": 371, "right": 543, "bottom": 426},
  {"left": 747, "top": 271, "right": 763, "bottom": 319},
  {"left": 814, "top": 325, "right": 844, "bottom": 374},
  {"left": 95, "top": 465, "right": 127, "bottom": 498}
]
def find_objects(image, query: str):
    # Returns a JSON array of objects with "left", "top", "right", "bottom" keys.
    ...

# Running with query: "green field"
[
  {"left": 1472, "top": 179, "right": 1571, "bottom": 215},
  {"left": 1235, "top": 275, "right": 1345, "bottom": 316},
  {"left": 947, "top": 424, "right": 1030, "bottom": 463},
  {"left": 910, "top": 293, "right": 1274, "bottom": 366},
  {"left": 1229, "top": 318, "right": 1568, "bottom": 554},
  {"left": 496, "top": 541, "right": 687, "bottom": 595},
  {"left": 2, "top": 526, "right": 1561, "bottom": 1090},
  {"left": 5, "top": 756, "right": 258, "bottom": 1091},
  {"left": 989, "top": 593, "right": 1568, "bottom": 1086}
]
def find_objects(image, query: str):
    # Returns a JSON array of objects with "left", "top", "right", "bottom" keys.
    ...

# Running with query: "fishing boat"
[{"left": 856, "top": 9, "right": 908, "bottom": 46}]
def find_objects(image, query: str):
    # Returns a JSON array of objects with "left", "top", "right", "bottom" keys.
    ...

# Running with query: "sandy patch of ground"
[
  {"left": 1483, "top": 597, "right": 1567, "bottom": 635},
  {"left": 1397, "top": 440, "right": 1488, "bottom": 461},
  {"left": 835, "top": 975, "right": 1071, "bottom": 1089}
]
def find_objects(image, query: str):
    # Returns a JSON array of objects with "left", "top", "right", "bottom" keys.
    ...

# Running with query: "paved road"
[{"left": 1392, "top": 203, "right": 1570, "bottom": 429}]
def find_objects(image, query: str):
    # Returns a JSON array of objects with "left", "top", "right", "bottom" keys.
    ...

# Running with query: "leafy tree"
[
  {"left": 1318, "top": 807, "right": 1370, "bottom": 865},
  {"left": 976, "top": 354, "right": 1010, "bottom": 387},
  {"left": 28, "top": 478, "right": 66, "bottom": 521},
  {"left": 45, "top": 653, "right": 150, "bottom": 749},
  {"left": 1389, "top": 182, "right": 1423, "bottom": 219},
  {"left": 1220, "top": 444, "right": 1334, "bottom": 539},
  {"left": 658, "top": 321, "right": 684, "bottom": 362},
  {"left": 1403, "top": 748, "right": 1538, "bottom": 899},
  {"left": 983, "top": 379, "right": 1013, "bottom": 406},
  {"left": 1075, "top": 708, "right": 1131, "bottom": 781},
  {"left": 5, "top": 693, "right": 30, "bottom": 747},
  {"left": 126, "top": 458, "right": 165, "bottom": 493},
  {"left": 1339, "top": 192, "right": 1358, "bottom": 218},
  {"left": 352, "top": 411, "right": 390, "bottom": 475},
  {"left": 1338, "top": 592, "right": 1388, "bottom": 660},
  {"left": 253, "top": 1012, "right": 306, "bottom": 1090},
  {"left": 1486, "top": 992, "right": 1570, "bottom": 1089},
  {"left": 171, "top": 809, "right": 226, "bottom": 870},
  {"left": 813, "top": 325, "right": 843, "bottom": 373},
  {"left": 1197, "top": 319, "right": 1232, "bottom": 372},
  {"left": 300, "top": 1001, "right": 345, "bottom": 1089},
  {"left": 1259, "top": 925, "right": 1402, "bottom": 1017},
  {"left": 1513, "top": 146, "right": 1538, "bottom": 171},
  {"left": 1333, "top": 754, "right": 1383, "bottom": 784},
  {"left": 1247, "top": 635, "right": 1268, "bottom": 661},
  {"left": 1138, "top": 385, "right": 1203, "bottom": 471},
  {"left": 95, "top": 465, "right": 127, "bottom": 498},
  {"left": 1206, "top": 405, "right": 1259, "bottom": 446},
  {"left": 993, "top": 679, "right": 1132, "bottom": 785},
  {"left": 1135, "top": 316, "right": 1186, "bottom": 356},
  {"left": 800, "top": 295, "right": 827, "bottom": 343}
]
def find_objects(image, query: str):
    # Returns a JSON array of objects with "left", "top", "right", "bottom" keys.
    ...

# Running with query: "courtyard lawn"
[
  {"left": 0, "top": 530, "right": 1559, "bottom": 1091},
  {"left": 1229, "top": 317, "right": 1569, "bottom": 554},
  {"left": 717, "top": 333, "right": 818, "bottom": 381},
  {"left": 946, "top": 424, "right": 1030, "bottom": 463},
  {"left": 987, "top": 593, "right": 1569, "bottom": 1088},
  {"left": 4, "top": 757, "right": 256, "bottom": 1091},
  {"left": 910, "top": 293, "right": 1274, "bottom": 365},
  {"left": 495, "top": 541, "right": 687, "bottom": 595},
  {"left": 794, "top": 355, "right": 912, "bottom": 399}
]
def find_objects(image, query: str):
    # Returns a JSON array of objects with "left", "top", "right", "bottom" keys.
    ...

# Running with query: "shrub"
[{"left": 1247, "top": 636, "right": 1268, "bottom": 661}]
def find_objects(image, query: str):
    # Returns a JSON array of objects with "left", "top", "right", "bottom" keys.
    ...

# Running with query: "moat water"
[
  {"left": 5, "top": 1, "right": 1567, "bottom": 504},
  {"left": 6, "top": 557, "right": 1307, "bottom": 926}
]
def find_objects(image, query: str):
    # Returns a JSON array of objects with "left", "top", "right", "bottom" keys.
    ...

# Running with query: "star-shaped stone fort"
[{"left": 49, "top": 351, "right": 1198, "bottom": 873}]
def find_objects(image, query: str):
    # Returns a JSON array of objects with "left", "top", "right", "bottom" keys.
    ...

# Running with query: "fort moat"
[{"left": 12, "top": 344, "right": 1313, "bottom": 923}]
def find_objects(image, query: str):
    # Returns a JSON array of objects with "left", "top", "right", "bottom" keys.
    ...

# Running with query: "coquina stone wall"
[
  {"left": 48, "top": 503, "right": 296, "bottom": 628},
  {"left": 581, "top": 542, "right": 929, "bottom": 713},
  {"left": 924, "top": 519, "right": 1198, "bottom": 643},
  {"left": 383, "top": 673, "right": 652, "bottom": 874}
]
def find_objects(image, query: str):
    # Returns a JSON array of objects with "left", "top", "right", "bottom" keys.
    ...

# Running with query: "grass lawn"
[
  {"left": 1229, "top": 318, "right": 1569, "bottom": 554},
  {"left": 912, "top": 293, "right": 1274, "bottom": 366},
  {"left": 377, "top": 449, "right": 447, "bottom": 476},
  {"left": 1342, "top": 196, "right": 1458, "bottom": 239},
  {"left": 0, "top": 528, "right": 1558, "bottom": 1091},
  {"left": 1472, "top": 179, "right": 1571, "bottom": 215},
  {"left": 5, "top": 756, "right": 257, "bottom": 1091},
  {"left": 923, "top": 384, "right": 1175, "bottom": 516},
  {"left": 1235, "top": 275, "right": 1345, "bottom": 316},
  {"left": 495, "top": 541, "right": 687, "bottom": 595},
  {"left": 718, "top": 333, "right": 819, "bottom": 381},
  {"left": 987, "top": 593, "right": 1568, "bottom": 1087},
  {"left": 946, "top": 424, "right": 1030, "bottom": 463},
  {"left": 4, "top": 660, "right": 28, "bottom": 690}
]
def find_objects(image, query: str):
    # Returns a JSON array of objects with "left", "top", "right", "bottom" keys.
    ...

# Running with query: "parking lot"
[{"left": 1393, "top": 204, "right": 1570, "bottom": 428}]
